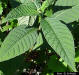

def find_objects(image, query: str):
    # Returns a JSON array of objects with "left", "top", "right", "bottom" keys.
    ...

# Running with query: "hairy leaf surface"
[
  {"left": 3, "top": 2, "right": 38, "bottom": 23},
  {"left": 55, "top": 0, "right": 79, "bottom": 6},
  {"left": 0, "top": 25, "right": 38, "bottom": 62},
  {"left": 40, "top": 18, "right": 76, "bottom": 71},
  {"left": 51, "top": 4, "right": 79, "bottom": 23},
  {"left": 18, "top": 16, "right": 29, "bottom": 26}
]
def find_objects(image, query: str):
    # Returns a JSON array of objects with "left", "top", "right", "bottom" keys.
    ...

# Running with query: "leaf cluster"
[{"left": 0, "top": 0, "right": 79, "bottom": 74}]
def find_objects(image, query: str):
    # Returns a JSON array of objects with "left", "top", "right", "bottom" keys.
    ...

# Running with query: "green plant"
[{"left": 0, "top": 0, "right": 79, "bottom": 74}]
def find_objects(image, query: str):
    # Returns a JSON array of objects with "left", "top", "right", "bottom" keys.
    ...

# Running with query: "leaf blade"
[
  {"left": 51, "top": 4, "right": 79, "bottom": 23},
  {"left": 0, "top": 25, "right": 38, "bottom": 62},
  {"left": 40, "top": 18, "right": 76, "bottom": 71},
  {"left": 55, "top": 0, "right": 79, "bottom": 6},
  {"left": 3, "top": 2, "right": 38, "bottom": 23}
]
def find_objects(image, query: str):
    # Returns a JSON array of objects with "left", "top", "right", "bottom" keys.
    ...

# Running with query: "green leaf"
[
  {"left": 9, "top": 0, "right": 40, "bottom": 26},
  {"left": 0, "top": 25, "right": 38, "bottom": 62},
  {"left": 47, "top": 55, "right": 67, "bottom": 72},
  {"left": 9, "top": 0, "right": 41, "bottom": 10},
  {"left": 0, "top": 54, "right": 29, "bottom": 75},
  {"left": 0, "top": 70, "right": 3, "bottom": 75},
  {"left": 33, "top": 0, "right": 41, "bottom": 9},
  {"left": 40, "top": 18, "right": 76, "bottom": 71},
  {"left": 18, "top": 16, "right": 36, "bottom": 26},
  {"left": 17, "top": 0, "right": 40, "bottom": 26},
  {"left": 33, "top": 33, "right": 43, "bottom": 50},
  {"left": 1, "top": 25, "right": 12, "bottom": 32},
  {"left": 19, "top": 0, "right": 31, "bottom": 3},
  {"left": 55, "top": 0, "right": 79, "bottom": 6},
  {"left": 3, "top": 2, "right": 38, "bottom": 23},
  {"left": 28, "top": 16, "right": 37, "bottom": 26},
  {"left": 75, "top": 50, "right": 79, "bottom": 62},
  {"left": 18, "top": 16, "right": 29, "bottom": 26},
  {"left": 9, "top": 0, "right": 31, "bottom": 7},
  {"left": 0, "top": 1, "right": 3, "bottom": 15},
  {"left": 45, "top": 8, "right": 53, "bottom": 17},
  {"left": 50, "top": 4, "right": 79, "bottom": 23},
  {"left": 41, "top": 0, "right": 55, "bottom": 12},
  {"left": 75, "top": 56, "right": 79, "bottom": 63}
]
